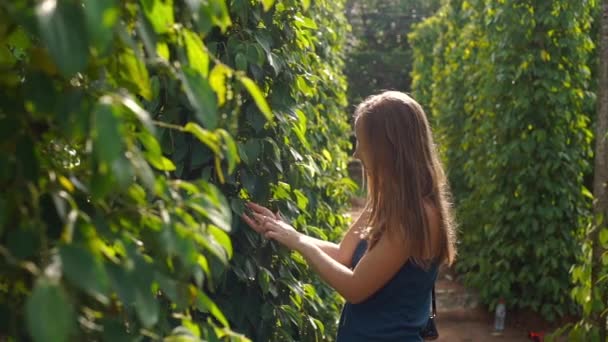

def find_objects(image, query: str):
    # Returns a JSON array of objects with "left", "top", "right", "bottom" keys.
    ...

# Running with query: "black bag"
[{"left": 419, "top": 286, "right": 439, "bottom": 340}]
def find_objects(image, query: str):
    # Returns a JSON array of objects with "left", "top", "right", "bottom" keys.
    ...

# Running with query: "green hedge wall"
[
  {"left": 410, "top": 0, "right": 596, "bottom": 320},
  {"left": 0, "top": 0, "right": 354, "bottom": 341}
]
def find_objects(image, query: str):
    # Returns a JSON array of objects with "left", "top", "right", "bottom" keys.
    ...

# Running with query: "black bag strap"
[{"left": 431, "top": 285, "right": 436, "bottom": 318}]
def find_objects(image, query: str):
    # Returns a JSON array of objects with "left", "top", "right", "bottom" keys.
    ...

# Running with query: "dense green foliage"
[
  {"left": 410, "top": 0, "right": 597, "bottom": 320},
  {"left": 344, "top": 0, "right": 440, "bottom": 106},
  {"left": 0, "top": 0, "right": 354, "bottom": 341}
]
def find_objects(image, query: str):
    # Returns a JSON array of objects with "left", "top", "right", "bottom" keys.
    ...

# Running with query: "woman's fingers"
[
  {"left": 246, "top": 202, "right": 275, "bottom": 217},
  {"left": 241, "top": 213, "right": 265, "bottom": 233},
  {"left": 252, "top": 212, "right": 273, "bottom": 226},
  {"left": 242, "top": 209, "right": 284, "bottom": 240},
  {"left": 264, "top": 230, "right": 276, "bottom": 240}
]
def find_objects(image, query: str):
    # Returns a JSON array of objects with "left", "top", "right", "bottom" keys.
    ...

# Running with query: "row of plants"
[
  {"left": 409, "top": 0, "right": 598, "bottom": 323},
  {"left": 0, "top": 0, "right": 355, "bottom": 341},
  {"left": 343, "top": 0, "right": 440, "bottom": 107}
]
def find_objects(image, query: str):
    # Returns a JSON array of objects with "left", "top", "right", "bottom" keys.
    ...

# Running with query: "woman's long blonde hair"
[{"left": 355, "top": 91, "right": 456, "bottom": 267}]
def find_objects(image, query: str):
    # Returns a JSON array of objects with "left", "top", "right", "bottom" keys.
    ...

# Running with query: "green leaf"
[
  {"left": 135, "top": 285, "right": 159, "bottom": 328},
  {"left": 116, "top": 48, "right": 152, "bottom": 100},
  {"left": 600, "top": 229, "right": 608, "bottom": 247},
  {"left": 184, "top": 122, "right": 221, "bottom": 155},
  {"left": 181, "top": 67, "right": 218, "bottom": 129},
  {"left": 101, "top": 319, "right": 133, "bottom": 342},
  {"left": 26, "top": 279, "right": 74, "bottom": 342},
  {"left": 140, "top": 0, "right": 174, "bottom": 34},
  {"left": 137, "top": 131, "right": 162, "bottom": 156},
  {"left": 146, "top": 154, "right": 176, "bottom": 171},
  {"left": 0, "top": 45, "right": 17, "bottom": 68},
  {"left": 120, "top": 95, "right": 155, "bottom": 134},
  {"left": 300, "top": 0, "right": 311, "bottom": 11},
  {"left": 240, "top": 139, "right": 261, "bottom": 165},
  {"left": 36, "top": 1, "right": 89, "bottom": 76},
  {"left": 208, "top": 225, "right": 232, "bottom": 258},
  {"left": 60, "top": 244, "right": 111, "bottom": 304},
  {"left": 582, "top": 187, "right": 593, "bottom": 200},
  {"left": 106, "top": 262, "right": 136, "bottom": 305},
  {"left": 139, "top": 131, "right": 175, "bottom": 171},
  {"left": 294, "top": 15, "right": 317, "bottom": 29},
  {"left": 198, "top": 0, "right": 232, "bottom": 33},
  {"left": 181, "top": 318, "right": 202, "bottom": 338},
  {"left": 83, "top": 0, "right": 119, "bottom": 54},
  {"left": 239, "top": 169, "right": 257, "bottom": 196},
  {"left": 293, "top": 189, "right": 309, "bottom": 210},
  {"left": 235, "top": 53, "right": 247, "bottom": 71},
  {"left": 16, "top": 135, "right": 39, "bottom": 182},
  {"left": 125, "top": 250, "right": 159, "bottom": 328},
  {"left": 216, "top": 129, "right": 239, "bottom": 174},
  {"left": 155, "top": 272, "right": 179, "bottom": 304},
  {"left": 157, "top": 42, "right": 170, "bottom": 59},
  {"left": 259, "top": 0, "right": 275, "bottom": 11},
  {"left": 273, "top": 181, "right": 291, "bottom": 200},
  {"left": 203, "top": 193, "right": 232, "bottom": 233},
  {"left": 209, "top": 64, "right": 232, "bottom": 106},
  {"left": 196, "top": 291, "right": 229, "bottom": 327},
  {"left": 239, "top": 76, "right": 273, "bottom": 121},
  {"left": 93, "top": 99, "right": 123, "bottom": 167},
  {"left": 183, "top": 29, "right": 209, "bottom": 78},
  {"left": 130, "top": 149, "right": 156, "bottom": 193}
]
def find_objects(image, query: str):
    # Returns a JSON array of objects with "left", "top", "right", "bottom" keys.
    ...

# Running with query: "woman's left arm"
[{"left": 258, "top": 215, "right": 409, "bottom": 304}]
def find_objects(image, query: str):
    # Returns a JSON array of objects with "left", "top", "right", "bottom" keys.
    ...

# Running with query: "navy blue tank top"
[{"left": 336, "top": 239, "right": 438, "bottom": 342}]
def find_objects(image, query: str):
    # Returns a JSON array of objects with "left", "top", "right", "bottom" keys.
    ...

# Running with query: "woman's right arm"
[
  {"left": 288, "top": 207, "right": 371, "bottom": 268},
  {"left": 243, "top": 202, "right": 370, "bottom": 267}
]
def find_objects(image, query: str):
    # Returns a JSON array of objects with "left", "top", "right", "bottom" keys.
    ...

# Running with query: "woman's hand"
[
  {"left": 241, "top": 202, "right": 306, "bottom": 251},
  {"left": 254, "top": 213, "right": 305, "bottom": 251},
  {"left": 240, "top": 202, "right": 281, "bottom": 235}
]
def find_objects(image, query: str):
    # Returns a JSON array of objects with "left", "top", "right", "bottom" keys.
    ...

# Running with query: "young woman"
[{"left": 242, "top": 91, "right": 457, "bottom": 341}]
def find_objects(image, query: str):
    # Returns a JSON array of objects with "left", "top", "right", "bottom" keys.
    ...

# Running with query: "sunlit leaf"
[
  {"left": 196, "top": 291, "right": 228, "bottom": 327},
  {"left": 209, "top": 64, "right": 232, "bottom": 106},
  {"left": 198, "top": 0, "right": 231, "bottom": 33},
  {"left": 239, "top": 76, "right": 272, "bottom": 121},
  {"left": 120, "top": 95, "right": 155, "bottom": 134},
  {"left": 184, "top": 122, "right": 221, "bottom": 155},
  {"left": 300, "top": 0, "right": 311, "bottom": 11},
  {"left": 259, "top": 0, "right": 275, "bottom": 11},
  {"left": 208, "top": 224, "right": 232, "bottom": 258},
  {"left": 157, "top": 42, "right": 170, "bottom": 60},
  {"left": 600, "top": 229, "right": 608, "bottom": 247},
  {"left": 140, "top": 0, "right": 174, "bottom": 34},
  {"left": 200, "top": 184, "right": 232, "bottom": 232},
  {"left": 116, "top": 48, "right": 152, "bottom": 100},
  {"left": 216, "top": 129, "right": 239, "bottom": 174},
  {"left": 183, "top": 29, "right": 209, "bottom": 77},
  {"left": 293, "top": 189, "right": 309, "bottom": 210}
]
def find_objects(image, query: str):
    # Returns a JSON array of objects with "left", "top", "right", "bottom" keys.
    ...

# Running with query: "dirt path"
[{"left": 434, "top": 272, "right": 532, "bottom": 341}]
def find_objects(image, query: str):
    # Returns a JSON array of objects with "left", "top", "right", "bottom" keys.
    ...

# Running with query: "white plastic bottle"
[{"left": 494, "top": 298, "right": 506, "bottom": 332}]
